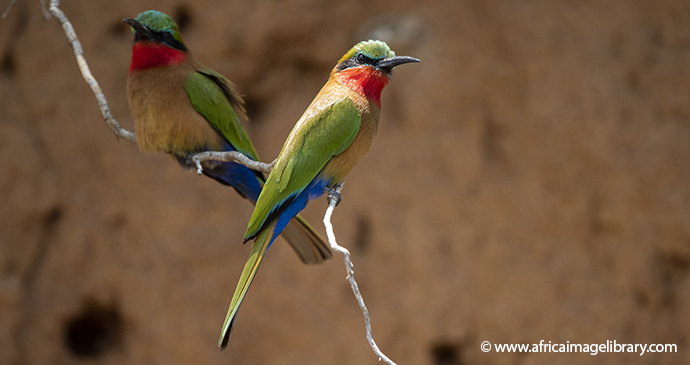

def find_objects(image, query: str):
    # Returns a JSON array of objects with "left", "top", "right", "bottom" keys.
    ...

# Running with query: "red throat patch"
[
  {"left": 336, "top": 67, "right": 390, "bottom": 107},
  {"left": 129, "top": 42, "right": 187, "bottom": 72}
]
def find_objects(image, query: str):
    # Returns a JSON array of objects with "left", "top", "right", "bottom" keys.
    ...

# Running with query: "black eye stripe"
[
  {"left": 355, "top": 53, "right": 376, "bottom": 65},
  {"left": 335, "top": 52, "right": 382, "bottom": 71},
  {"left": 154, "top": 30, "right": 187, "bottom": 52}
]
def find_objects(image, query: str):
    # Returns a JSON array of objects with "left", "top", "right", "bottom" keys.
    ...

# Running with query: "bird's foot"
[
  {"left": 324, "top": 182, "right": 344, "bottom": 207},
  {"left": 324, "top": 187, "right": 341, "bottom": 206}
]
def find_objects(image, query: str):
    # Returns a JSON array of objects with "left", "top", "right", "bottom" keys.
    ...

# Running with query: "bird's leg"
[{"left": 324, "top": 181, "right": 344, "bottom": 207}]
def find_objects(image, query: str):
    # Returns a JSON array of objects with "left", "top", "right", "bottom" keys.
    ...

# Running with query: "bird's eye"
[{"left": 355, "top": 53, "right": 368, "bottom": 64}]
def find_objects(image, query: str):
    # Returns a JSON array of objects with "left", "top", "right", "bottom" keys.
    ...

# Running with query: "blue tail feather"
[
  {"left": 265, "top": 177, "right": 329, "bottom": 251},
  {"left": 202, "top": 160, "right": 263, "bottom": 202},
  {"left": 174, "top": 143, "right": 264, "bottom": 202}
]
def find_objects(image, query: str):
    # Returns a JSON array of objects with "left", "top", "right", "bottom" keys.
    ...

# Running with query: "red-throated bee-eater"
[
  {"left": 219, "top": 39, "right": 419, "bottom": 349},
  {"left": 124, "top": 10, "right": 330, "bottom": 264}
]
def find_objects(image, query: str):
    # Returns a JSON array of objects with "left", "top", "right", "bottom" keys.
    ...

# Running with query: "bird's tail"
[
  {"left": 192, "top": 155, "right": 331, "bottom": 264},
  {"left": 281, "top": 215, "right": 332, "bottom": 264},
  {"left": 218, "top": 220, "right": 275, "bottom": 350}
]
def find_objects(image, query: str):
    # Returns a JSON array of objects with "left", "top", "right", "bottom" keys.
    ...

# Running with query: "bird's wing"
[
  {"left": 183, "top": 70, "right": 259, "bottom": 160},
  {"left": 244, "top": 97, "right": 361, "bottom": 240}
]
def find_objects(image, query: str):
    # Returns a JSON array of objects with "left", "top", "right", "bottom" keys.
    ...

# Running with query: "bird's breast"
[
  {"left": 321, "top": 87, "right": 381, "bottom": 185},
  {"left": 127, "top": 64, "right": 224, "bottom": 154}
]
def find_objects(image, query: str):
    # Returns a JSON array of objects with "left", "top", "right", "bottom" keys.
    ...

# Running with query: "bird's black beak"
[
  {"left": 377, "top": 55, "right": 420, "bottom": 73},
  {"left": 123, "top": 18, "right": 154, "bottom": 41}
]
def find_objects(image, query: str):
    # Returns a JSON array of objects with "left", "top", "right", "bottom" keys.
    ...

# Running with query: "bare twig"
[
  {"left": 191, "top": 152, "right": 276, "bottom": 175},
  {"left": 40, "top": 0, "right": 50, "bottom": 19},
  {"left": 2, "top": 0, "right": 17, "bottom": 18},
  {"left": 46, "top": 0, "right": 280, "bottom": 175},
  {"left": 324, "top": 182, "right": 397, "bottom": 365},
  {"left": 48, "top": 3, "right": 395, "bottom": 360},
  {"left": 48, "top": 0, "right": 136, "bottom": 142}
]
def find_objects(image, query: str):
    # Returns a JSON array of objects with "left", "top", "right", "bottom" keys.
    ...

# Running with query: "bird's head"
[
  {"left": 124, "top": 10, "right": 188, "bottom": 71},
  {"left": 333, "top": 40, "right": 419, "bottom": 106}
]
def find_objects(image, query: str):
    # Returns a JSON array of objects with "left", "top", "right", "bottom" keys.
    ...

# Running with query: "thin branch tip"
[
  {"left": 323, "top": 182, "right": 397, "bottom": 365},
  {"left": 2, "top": 0, "right": 17, "bottom": 18},
  {"left": 49, "top": 0, "right": 137, "bottom": 143},
  {"left": 50, "top": 0, "right": 279, "bottom": 172}
]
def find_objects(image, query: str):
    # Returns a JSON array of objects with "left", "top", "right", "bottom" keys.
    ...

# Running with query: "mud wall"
[{"left": 0, "top": 0, "right": 688, "bottom": 364}]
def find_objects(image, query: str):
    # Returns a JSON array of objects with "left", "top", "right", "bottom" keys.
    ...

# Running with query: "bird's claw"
[{"left": 324, "top": 186, "right": 342, "bottom": 206}]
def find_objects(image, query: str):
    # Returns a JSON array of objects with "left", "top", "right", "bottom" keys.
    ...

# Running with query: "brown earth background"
[{"left": 1, "top": 0, "right": 689, "bottom": 364}]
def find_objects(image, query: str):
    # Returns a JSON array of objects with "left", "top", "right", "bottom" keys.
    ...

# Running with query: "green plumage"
[
  {"left": 183, "top": 70, "right": 258, "bottom": 159},
  {"left": 126, "top": 10, "right": 331, "bottom": 267},
  {"left": 338, "top": 40, "right": 396, "bottom": 63},
  {"left": 131, "top": 10, "right": 185, "bottom": 44},
  {"left": 244, "top": 98, "right": 361, "bottom": 240},
  {"left": 218, "top": 218, "right": 275, "bottom": 349}
]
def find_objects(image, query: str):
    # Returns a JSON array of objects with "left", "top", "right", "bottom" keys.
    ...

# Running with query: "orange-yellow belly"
[
  {"left": 126, "top": 63, "right": 223, "bottom": 154},
  {"left": 321, "top": 86, "right": 381, "bottom": 185}
]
